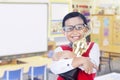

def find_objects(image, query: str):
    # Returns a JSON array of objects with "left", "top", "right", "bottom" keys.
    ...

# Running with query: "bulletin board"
[
  {"left": 113, "top": 15, "right": 120, "bottom": 46},
  {"left": 91, "top": 15, "right": 102, "bottom": 47},
  {"left": 91, "top": 14, "right": 120, "bottom": 53},
  {"left": 101, "top": 15, "right": 113, "bottom": 47},
  {"left": 91, "top": 15, "right": 113, "bottom": 48},
  {"left": 0, "top": 3, "right": 48, "bottom": 57},
  {"left": 51, "top": 3, "right": 69, "bottom": 34}
]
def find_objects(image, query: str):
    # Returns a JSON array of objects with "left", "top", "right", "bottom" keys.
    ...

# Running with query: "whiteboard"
[{"left": 0, "top": 3, "right": 48, "bottom": 56}]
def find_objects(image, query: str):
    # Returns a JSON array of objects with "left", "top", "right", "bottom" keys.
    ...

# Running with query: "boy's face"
[{"left": 62, "top": 17, "right": 88, "bottom": 43}]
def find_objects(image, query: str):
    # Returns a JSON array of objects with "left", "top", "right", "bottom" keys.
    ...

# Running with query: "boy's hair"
[{"left": 62, "top": 12, "right": 88, "bottom": 28}]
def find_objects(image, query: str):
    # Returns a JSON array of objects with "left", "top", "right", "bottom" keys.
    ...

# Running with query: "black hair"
[{"left": 62, "top": 12, "right": 88, "bottom": 28}]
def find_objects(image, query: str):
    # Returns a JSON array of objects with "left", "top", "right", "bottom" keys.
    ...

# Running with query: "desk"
[
  {"left": 0, "top": 56, "right": 52, "bottom": 78},
  {"left": 95, "top": 72, "right": 120, "bottom": 80},
  {"left": 18, "top": 56, "right": 52, "bottom": 64},
  {"left": 17, "top": 56, "right": 52, "bottom": 72},
  {"left": 100, "top": 46, "right": 120, "bottom": 55}
]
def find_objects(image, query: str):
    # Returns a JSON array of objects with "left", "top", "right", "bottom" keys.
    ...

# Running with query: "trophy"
[{"left": 72, "top": 27, "right": 91, "bottom": 57}]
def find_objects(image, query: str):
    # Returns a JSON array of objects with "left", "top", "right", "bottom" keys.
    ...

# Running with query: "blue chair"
[
  {"left": 28, "top": 65, "right": 47, "bottom": 80},
  {"left": 2, "top": 68, "right": 23, "bottom": 80}
]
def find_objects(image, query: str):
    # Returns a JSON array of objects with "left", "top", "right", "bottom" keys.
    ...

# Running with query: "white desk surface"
[{"left": 95, "top": 72, "right": 120, "bottom": 80}]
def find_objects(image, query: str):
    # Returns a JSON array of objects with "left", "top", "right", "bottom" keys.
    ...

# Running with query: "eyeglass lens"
[{"left": 63, "top": 24, "right": 85, "bottom": 32}]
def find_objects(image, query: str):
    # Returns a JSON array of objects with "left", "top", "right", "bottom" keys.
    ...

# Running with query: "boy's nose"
[{"left": 72, "top": 28, "right": 79, "bottom": 32}]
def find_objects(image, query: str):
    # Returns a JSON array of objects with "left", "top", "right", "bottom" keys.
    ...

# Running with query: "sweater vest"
[{"left": 57, "top": 42, "right": 95, "bottom": 80}]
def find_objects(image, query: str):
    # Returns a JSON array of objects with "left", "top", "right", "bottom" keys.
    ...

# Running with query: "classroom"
[{"left": 0, "top": 0, "right": 120, "bottom": 80}]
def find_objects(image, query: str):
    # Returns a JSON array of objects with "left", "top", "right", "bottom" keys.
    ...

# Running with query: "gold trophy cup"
[{"left": 72, "top": 27, "right": 91, "bottom": 57}]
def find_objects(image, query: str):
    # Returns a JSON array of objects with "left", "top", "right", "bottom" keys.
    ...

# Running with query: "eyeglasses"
[{"left": 63, "top": 24, "right": 87, "bottom": 32}]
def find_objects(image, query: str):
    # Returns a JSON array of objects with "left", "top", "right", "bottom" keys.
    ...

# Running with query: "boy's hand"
[
  {"left": 60, "top": 50, "right": 76, "bottom": 59},
  {"left": 52, "top": 50, "right": 76, "bottom": 61},
  {"left": 72, "top": 56, "right": 97, "bottom": 74},
  {"left": 82, "top": 59, "right": 97, "bottom": 74},
  {"left": 52, "top": 51, "right": 62, "bottom": 61}
]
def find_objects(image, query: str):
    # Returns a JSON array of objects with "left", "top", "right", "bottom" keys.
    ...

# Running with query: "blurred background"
[{"left": 0, "top": 0, "right": 120, "bottom": 80}]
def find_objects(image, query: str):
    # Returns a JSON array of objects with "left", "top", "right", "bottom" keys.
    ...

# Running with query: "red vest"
[{"left": 57, "top": 42, "right": 95, "bottom": 80}]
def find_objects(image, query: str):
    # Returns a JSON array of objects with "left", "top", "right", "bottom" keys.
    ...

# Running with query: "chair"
[
  {"left": 2, "top": 68, "right": 23, "bottom": 80},
  {"left": 28, "top": 65, "right": 47, "bottom": 80},
  {"left": 98, "top": 51, "right": 112, "bottom": 72}
]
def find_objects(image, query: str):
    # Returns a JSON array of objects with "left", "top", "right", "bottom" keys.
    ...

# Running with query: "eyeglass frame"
[{"left": 62, "top": 24, "right": 88, "bottom": 32}]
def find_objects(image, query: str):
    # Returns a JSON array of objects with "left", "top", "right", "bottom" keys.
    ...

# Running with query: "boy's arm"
[
  {"left": 50, "top": 58, "right": 74, "bottom": 74},
  {"left": 50, "top": 47, "right": 95, "bottom": 74},
  {"left": 88, "top": 43, "right": 100, "bottom": 72},
  {"left": 78, "top": 43, "right": 100, "bottom": 73},
  {"left": 50, "top": 47, "right": 74, "bottom": 74},
  {"left": 52, "top": 50, "right": 76, "bottom": 61},
  {"left": 50, "top": 45, "right": 100, "bottom": 74},
  {"left": 50, "top": 55, "right": 96, "bottom": 74}
]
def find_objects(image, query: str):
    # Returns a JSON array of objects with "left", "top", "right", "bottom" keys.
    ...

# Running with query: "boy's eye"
[
  {"left": 63, "top": 27, "right": 74, "bottom": 32},
  {"left": 75, "top": 26, "right": 84, "bottom": 30}
]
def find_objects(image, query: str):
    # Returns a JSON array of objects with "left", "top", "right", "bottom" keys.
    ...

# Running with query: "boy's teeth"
[{"left": 73, "top": 36, "right": 79, "bottom": 40}]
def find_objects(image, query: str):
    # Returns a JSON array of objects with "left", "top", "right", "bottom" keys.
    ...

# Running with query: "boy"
[{"left": 50, "top": 12, "right": 100, "bottom": 80}]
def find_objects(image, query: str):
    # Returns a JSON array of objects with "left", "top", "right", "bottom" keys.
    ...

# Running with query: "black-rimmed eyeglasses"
[{"left": 63, "top": 24, "right": 87, "bottom": 32}]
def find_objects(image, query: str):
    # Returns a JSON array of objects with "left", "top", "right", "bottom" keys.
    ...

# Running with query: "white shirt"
[{"left": 50, "top": 43, "right": 100, "bottom": 74}]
